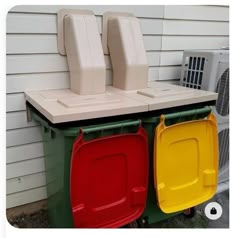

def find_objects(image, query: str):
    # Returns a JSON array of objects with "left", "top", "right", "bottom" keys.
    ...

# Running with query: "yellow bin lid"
[{"left": 154, "top": 113, "right": 219, "bottom": 213}]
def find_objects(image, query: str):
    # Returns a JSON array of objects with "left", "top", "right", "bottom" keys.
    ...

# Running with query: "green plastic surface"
[
  {"left": 140, "top": 106, "right": 211, "bottom": 225},
  {"left": 31, "top": 110, "right": 141, "bottom": 228},
  {"left": 31, "top": 106, "right": 211, "bottom": 227}
]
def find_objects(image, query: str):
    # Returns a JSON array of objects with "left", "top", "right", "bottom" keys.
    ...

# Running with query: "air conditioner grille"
[
  {"left": 216, "top": 67, "right": 229, "bottom": 116},
  {"left": 182, "top": 56, "right": 205, "bottom": 89},
  {"left": 219, "top": 128, "right": 229, "bottom": 170}
]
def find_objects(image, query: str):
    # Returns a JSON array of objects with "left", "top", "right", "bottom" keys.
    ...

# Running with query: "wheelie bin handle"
[
  {"left": 163, "top": 106, "right": 211, "bottom": 121},
  {"left": 81, "top": 120, "right": 141, "bottom": 134}
]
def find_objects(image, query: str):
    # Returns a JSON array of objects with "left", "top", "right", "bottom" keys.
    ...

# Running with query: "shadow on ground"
[
  {"left": 150, "top": 190, "right": 229, "bottom": 228},
  {"left": 8, "top": 190, "right": 229, "bottom": 228}
]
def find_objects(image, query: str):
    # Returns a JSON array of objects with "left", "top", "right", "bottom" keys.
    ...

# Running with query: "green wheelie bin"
[
  {"left": 31, "top": 108, "right": 149, "bottom": 228},
  {"left": 138, "top": 106, "right": 212, "bottom": 227}
]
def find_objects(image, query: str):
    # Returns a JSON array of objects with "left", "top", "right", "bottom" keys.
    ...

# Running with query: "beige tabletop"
[
  {"left": 25, "top": 88, "right": 148, "bottom": 123},
  {"left": 25, "top": 82, "right": 217, "bottom": 124},
  {"left": 107, "top": 82, "right": 217, "bottom": 111}
]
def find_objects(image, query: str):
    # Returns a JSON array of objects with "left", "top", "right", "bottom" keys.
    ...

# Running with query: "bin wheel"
[
  {"left": 126, "top": 220, "right": 139, "bottom": 228},
  {"left": 125, "top": 217, "right": 149, "bottom": 228},
  {"left": 183, "top": 207, "right": 196, "bottom": 218},
  {"left": 137, "top": 218, "right": 149, "bottom": 228}
]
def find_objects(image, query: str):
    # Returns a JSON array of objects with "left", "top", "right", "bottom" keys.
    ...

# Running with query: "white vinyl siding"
[{"left": 6, "top": 5, "right": 229, "bottom": 208}]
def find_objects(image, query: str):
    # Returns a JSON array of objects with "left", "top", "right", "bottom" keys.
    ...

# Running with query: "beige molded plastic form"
[
  {"left": 25, "top": 89, "right": 148, "bottom": 124},
  {"left": 102, "top": 12, "right": 134, "bottom": 54},
  {"left": 25, "top": 83, "right": 217, "bottom": 123},
  {"left": 57, "top": 9, "right": 106, "bottom": 95},
  {"left": 103, "top": 12, "right": 148, "bottom": 90},
  {"left": 107, "top": 82, "right": 218, "bottom": 111}
]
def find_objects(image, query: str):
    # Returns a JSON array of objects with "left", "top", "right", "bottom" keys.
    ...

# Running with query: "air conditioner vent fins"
[
  {"left": 183, "top": 56, "right": 205, "bottom": 89},
  {"left": 216, "top": 68, "right": 229, "bottom": 116}
]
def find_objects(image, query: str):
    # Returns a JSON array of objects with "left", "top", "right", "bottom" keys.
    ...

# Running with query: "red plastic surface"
[{"left": 70, "top": 126, "right": 148, "bottom": 228}]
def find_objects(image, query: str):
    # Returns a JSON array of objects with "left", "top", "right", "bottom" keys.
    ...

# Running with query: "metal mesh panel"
[
  {"left": 215, "top": 65, "right": 229, "bottom": 116},
  {"left": 182, "top": 56, "right": 205, "bottom": 89},
  {"left": 218, "top": 128, "right": 229, "bottom": 183}
]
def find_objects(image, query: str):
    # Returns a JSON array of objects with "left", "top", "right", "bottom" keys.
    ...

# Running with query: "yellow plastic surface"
[{"left": 154, "top": 113, "right": 219, "bottom": 213}]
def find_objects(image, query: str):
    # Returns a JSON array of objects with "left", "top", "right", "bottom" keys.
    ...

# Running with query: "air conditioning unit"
[
  {"left": 180, "top": 49, "right": 229, "bottom": 194},
  {"left": 218, "top": 123, "right": 229, "bottom": 183}
]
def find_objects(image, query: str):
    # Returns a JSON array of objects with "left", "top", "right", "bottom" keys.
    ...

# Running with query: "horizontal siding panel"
[
  {"left": 6, "top": 67, "right": 159, "bottom": 95},
  {"left": 140, "top": 19, "right": 163, "bottom": 35},
  {"left": 7, "top": 126, "right": 42, "bottom": 147},
  {"left": 162, "top": 36, "right": 229, "bottom": 50},
  {"left": 149, "top": 67, "right": 181, "bottom": 81},
  {"left": 148, "top": 68, "right": 159, "bottom": 81},
  {"left": 6, "top": 142, "right": 44, "bottom": 164},
  {"left": 9, "top": 36, "right": 228, "bottom": 55},
  {"left": 6, "top": 186, "right": 47, "bottom": 208},
  {"left": 7, "top": 54, "right": 68, "bottom": 74},
  {"left": 7, "top": 51, "right": 160, "bottom": 74},
  {"left": 6, "top": 70, "right": 112, "bottom": 96},
  {"left": 7, "top": 172, "right": 46, "bottom": 195},
  {"left": 147, "top": 52, "right": 160, "bottom": 67},
  {"left": 6, "top": 111, "right": 39, "bottom": 130},
  {"left": 6, "top": 34, "right": 162, "bottom": 54},
  {"left": 7, "top": 157, "right": 45, "bottom": 179},
  {"left": 6, "top": 93, "right": 26, "bottom": 112},
  {"left": 149, "top": 79, "right": 180, "bottom": 86},
  {"left": 7, "top": 13, "right": 163, "bottom": 35},
  {"left": 7, "top": 13, "right": 58, "bottom": 34},
  {"left": 158, "top": 66, "right": 182, "bottom": 80},
  {"left": 7, "top": 34, "right": 58, "bottom": 54},
  {"left": 160, "top": 51, "right": 183, "bottom": 66},
  {"left": 144, "top": 35, "right": 162, "bottom": 50},
  {"left": 164, "top": 5, "right": 229, "bottom": 21},
  {"left": 7, "top": 72, "right": 70, "bottom": 94},
  {"left": 9, "top": 5, "right": 164, "bottom": 18},
  {"left": 163, "top": 20, "right": 229, "bottom": 35}
]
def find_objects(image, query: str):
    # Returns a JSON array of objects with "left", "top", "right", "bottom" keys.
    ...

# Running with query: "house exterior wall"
[{"left": 6, "top": 5, "right": 229, "bottom": 208}]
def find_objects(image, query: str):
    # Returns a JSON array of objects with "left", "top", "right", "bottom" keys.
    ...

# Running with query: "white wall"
[{"left": 6, "top": 5, "right": 229, "bottom": 208}]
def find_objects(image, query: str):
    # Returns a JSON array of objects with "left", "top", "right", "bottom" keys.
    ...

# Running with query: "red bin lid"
[{"left": 70, "top": 126, "right": 148, "bottom": 228}]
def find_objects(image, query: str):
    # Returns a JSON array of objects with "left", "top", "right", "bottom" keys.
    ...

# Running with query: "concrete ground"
[
  {"left": 150, "top": 190, "right": 229, "bottom": 228},
  {"left": 8, "top": 190, "right": 229, "bottom": 228}
]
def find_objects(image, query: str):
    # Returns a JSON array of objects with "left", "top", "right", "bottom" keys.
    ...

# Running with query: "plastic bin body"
[
  {"left": 140, "top": 107, "right": 212, "bottom": 225},
  {"left": 40, "top": 125, "right": 74, "bottom": 227},
  {"left": 31, "top": 105, "right": 215, "bottom": 227},
  {"left": 155, "top": 112, "right": 218, "bottom": 213},
  {"left": 141, "top": 116, "right": 178, "bottom": 224},
  {"left": 32, "top": 110, "right": 148, "bottom": 228},
  {"left": 70, "top": 125, "right": 149, "bottom": 228}
]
